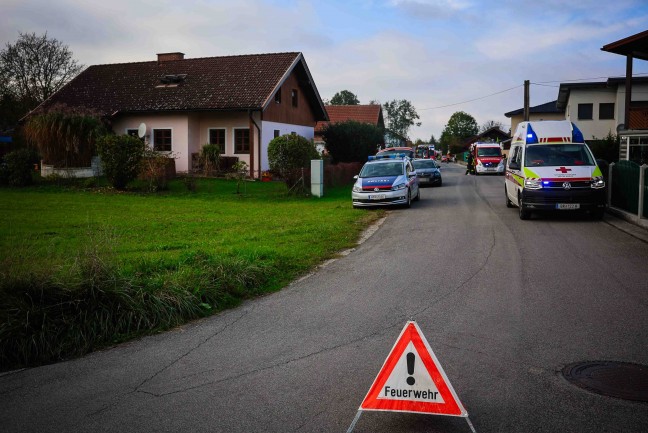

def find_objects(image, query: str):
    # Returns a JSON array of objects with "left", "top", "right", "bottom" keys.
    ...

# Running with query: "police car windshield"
[
  {"left": 359, "top": 162, "right": 404, "bottom": 177},
  {"left": 524, "top": 144, "right": 595, "bottom": 167},
  {"left": 477, "top": 147, "right": 501, "bottom": 157},
  {"left": 413, "top": 160, "right": 438, "bottom": 169}
]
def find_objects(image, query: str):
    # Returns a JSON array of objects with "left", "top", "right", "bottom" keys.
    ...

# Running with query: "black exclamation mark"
[{"left": 406, "top": 352, "right": 416, "bottom": 386}]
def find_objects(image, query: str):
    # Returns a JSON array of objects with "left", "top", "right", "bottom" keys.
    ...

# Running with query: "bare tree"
[
  {"left": 0, "top": 32, "right": 83, "bottom": 108},
  {"left": 480, "top": 120, "right": 505, "bottom": 133}
]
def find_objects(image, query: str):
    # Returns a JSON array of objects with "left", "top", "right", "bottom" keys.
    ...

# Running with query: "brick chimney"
[{"left": 157, "top": 52, "right": 185, "bottom": 63}]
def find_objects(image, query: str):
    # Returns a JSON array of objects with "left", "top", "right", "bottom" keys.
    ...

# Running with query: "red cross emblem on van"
[{"left": 556, "top": 167, "right": 572, "bottom": 173}]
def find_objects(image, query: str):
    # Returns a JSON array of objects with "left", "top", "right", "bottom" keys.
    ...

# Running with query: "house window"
[
  {"left": 234, "top": 128, "right": 250, "bottom": 154},
  {"left": 578, "top": 103, "right": 593, "bottom": 120},
  {"left": 274, "top": 130, "right": 280, "bottom": 138},
  {"left": 275, "top": 88, "right": 281, "bottom": 104},
  {"left": 153, "top": 129, "right": 172, "bottom": 151},
  {"left": 599, "top": 103, "right": 615, "bottom": 120},
  {"left": 208, "top": 128, "right": 226, "bottom": 153},
  {"left": 292, "top": 89, "right": 298, "bottom": 107},
  {"left": 126, "top": 129, "right": 139, "bottom": 137}
]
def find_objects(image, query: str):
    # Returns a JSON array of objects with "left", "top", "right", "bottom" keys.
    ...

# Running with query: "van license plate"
[
  {"left": 369, "top": 194, "right": 386, "bottom": 200},
  {"left": 556, "top": 203, "right": 580, "bottom": 210}
]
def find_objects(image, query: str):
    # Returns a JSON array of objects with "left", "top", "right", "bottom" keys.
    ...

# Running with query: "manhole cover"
[{"left": 562, "top": 361, "right": 648, "bottom": 402}]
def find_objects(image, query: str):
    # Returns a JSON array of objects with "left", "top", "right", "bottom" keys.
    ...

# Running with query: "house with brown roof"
[
  {"left": 314, "top": 104, "right": 385, "bottom": 151},
  {"left": 34, "top": 51, "right": 328, "bottom": 176}
]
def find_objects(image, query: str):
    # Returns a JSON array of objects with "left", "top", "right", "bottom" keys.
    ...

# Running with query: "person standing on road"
[{"left": 466, "top": 151, "right": 474, "bottom": 175}]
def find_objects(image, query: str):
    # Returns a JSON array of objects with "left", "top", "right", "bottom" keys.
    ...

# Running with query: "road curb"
[{"left": 604, "top": 207, "right": 648, "bottom": 243}]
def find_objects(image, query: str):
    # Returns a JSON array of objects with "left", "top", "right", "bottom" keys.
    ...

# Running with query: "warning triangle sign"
[{"left": 360, "top": 321, "right": 468, "bottom": 417}]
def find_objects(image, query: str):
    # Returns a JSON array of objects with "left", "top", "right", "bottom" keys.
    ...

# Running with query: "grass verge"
[{"left": 0, "top": 177, "right": 383, "bottom": 369}]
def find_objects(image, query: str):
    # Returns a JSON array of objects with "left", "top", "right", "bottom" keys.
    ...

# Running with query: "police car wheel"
[
  {"left": 518, "top": 194, "right": 530, "bottom": 220},
  {"left": 414, "top": 187, "right": 420, "bottom": 201},
  {"left": 405, "top": 189, "right": 412, "bottom": 208}
]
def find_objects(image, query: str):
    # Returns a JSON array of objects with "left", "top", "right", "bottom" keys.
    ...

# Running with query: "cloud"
[{"left": 388, "top": 0, "right": 473, "bottom": 18}]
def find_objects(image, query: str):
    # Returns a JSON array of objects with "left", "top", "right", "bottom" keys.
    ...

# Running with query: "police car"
[{"left": 352, "top": 154, "right": 420, "bottom": 208}]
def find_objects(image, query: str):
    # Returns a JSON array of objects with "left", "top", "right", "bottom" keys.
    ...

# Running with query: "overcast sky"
[{"left": 2, "top": 0, "right": 648, "bottom": 140}]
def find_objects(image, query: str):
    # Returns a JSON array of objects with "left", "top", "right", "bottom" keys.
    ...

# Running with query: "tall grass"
[{"left": 0, "top": 229, "right": 269, "bottom": 369}]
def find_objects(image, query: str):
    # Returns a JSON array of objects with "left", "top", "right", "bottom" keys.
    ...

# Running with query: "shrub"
[
  {"left": 323, "top": 120, "right": 384, "bottom": 163},
  {"left": 199, "top": 144, "right": 220, "bottom": 176},
  {"left": 96, "top": 134, "right": 146, "bottom": 189},
  {"left": 268, "top": 134, "right": 319, "bottom": 190},
  {"left": 588, "top": 131, "right": 619, "bottom": 163},
  {"left": 140, "top": 149, "right": 176, "bottom": 192},
  {"left": 0, "top": 148, "right": 37, "bottom": 187}
]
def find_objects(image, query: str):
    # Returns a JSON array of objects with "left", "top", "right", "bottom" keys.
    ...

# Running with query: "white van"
[{"left": 504, "top": 120, "right": 606, "bottom": 220}]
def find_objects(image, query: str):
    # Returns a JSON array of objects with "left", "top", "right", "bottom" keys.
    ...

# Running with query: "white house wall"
[
  {"left": 113, "top": 114, "right": 315, "bottom": 174},
  {"left": 260, "top": 121, "right": 314, "bottom": 171},
  {"left": 113, "top": 114, "right": 189, "bottom": 172},
  {"left": 566, "top": 83, "right": 648, "bottom": 140},
  {"left": 565, "top": 88, "right": 617, "bottom": 140},
  {"left": 113, "top": 112, "right": 263, "bottom": 173}
]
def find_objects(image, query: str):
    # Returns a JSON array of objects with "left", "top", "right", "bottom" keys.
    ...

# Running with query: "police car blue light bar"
[{"left": 368, "top": 153, "right": 406, "bottom": 161}]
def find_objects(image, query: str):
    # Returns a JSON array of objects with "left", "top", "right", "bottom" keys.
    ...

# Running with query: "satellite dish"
[{"left": 138, "top": 123, "right": 147, "bottom": 138}]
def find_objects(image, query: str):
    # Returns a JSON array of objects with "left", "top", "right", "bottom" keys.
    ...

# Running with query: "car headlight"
[
  {"left": 476, "top": 160, "right": 482, "bottom": 166},
  {"left": 524, "top": 178, "right": 542, "bottom": 190},
  {"left": 352, "top": 183, "right": 362, "bottom": 192},
  {"left": 591, "top": 176, "right": 605, "bottom": 189},
  {"left": 392, "top": 183, "right": 406, "bottom": 191}
]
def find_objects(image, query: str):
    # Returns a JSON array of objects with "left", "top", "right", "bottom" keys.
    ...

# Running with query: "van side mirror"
[{"left": 508, "top": 161, "right": 520, "bottom": 170}]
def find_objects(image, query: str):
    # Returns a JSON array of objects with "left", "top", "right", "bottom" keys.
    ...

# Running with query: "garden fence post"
[{"left": 639, "top": 164, "right": 647, "bottom": 219}]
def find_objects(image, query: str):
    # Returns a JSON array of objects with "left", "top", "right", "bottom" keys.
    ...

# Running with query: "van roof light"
[
  {"left": 571, "top": 122, "right": 584, "bottom": 143},
  {"left": 526, "top": 124, "right": 539, "bottom": 144}
]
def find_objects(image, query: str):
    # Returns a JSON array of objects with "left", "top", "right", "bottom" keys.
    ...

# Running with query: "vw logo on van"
[{"left": 562, "top": 182, "right": 572, "bottom": 190}]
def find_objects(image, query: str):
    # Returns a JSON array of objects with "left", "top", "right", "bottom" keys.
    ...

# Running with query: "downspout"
[{"left": 249, "top": 110, "right": 262, "bottom": 179}]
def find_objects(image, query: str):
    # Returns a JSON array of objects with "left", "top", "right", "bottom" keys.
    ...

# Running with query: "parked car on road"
[
  {"left": 352, "top": 154, "right": 419, "bottom": 208},
  {"left": 412, "top": 158, "right": 442, "bottom": 187},
  {"left": 376, "top": 146, "right": 415, "bottom": 159}
]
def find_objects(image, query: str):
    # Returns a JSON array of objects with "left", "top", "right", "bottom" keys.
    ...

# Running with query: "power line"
[
  {"left": 418, "top": 85, "right": 522, "bottom": 111},
  {"left": 534, "top": 72, "right": 648, "bottom": 84},
  {"left": 415, "top": 72, "right": 648, "bottom": 112}
]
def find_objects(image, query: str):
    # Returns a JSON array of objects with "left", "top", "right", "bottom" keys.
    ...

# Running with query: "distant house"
[
  {"left": 504, "top": 100, "right": 564, "bottom": 135},
  {"left": 462, "top": 126, "right": 510, "bottom": 150},
  {"left": 33, "top": 52, "right": 328, "bottom": 177},
  {"left": 314, "top": 104, "right": 385, "bottom": 151}
]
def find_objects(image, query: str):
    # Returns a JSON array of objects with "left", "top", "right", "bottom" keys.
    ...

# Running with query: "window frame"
[
  {"left": 234, "top": 128, "right": 251, "bottom": 154},
  {"left": 152, "top": 128, "right": 173, "bottom": 152},
  {"left": 275, "top": 88, "right": 281, "bottom": 104},
  {"left": 577, "top": 103, "right": 593, "bottom": 120},
  {"left": 599, "top": 102, "right": 615, "bottom": 120},
  {"left": 207, "top": 127, "right": 227, "bottom": 154},
  {"left": 291, "top": 89, "right": 298, "bottom": 108}
]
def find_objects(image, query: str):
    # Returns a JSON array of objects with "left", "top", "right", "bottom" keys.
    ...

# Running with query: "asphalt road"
[{"left": 2, "top": 163, "right": 648, "bottom": 433}]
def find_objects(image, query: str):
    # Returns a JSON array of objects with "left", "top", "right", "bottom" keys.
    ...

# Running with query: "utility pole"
[{"left": 523, "top": 80, "right": 530, "bottom": 121}]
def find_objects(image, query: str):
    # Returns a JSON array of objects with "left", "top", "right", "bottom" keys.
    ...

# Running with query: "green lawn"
[{"left": 0, "top": 177, "right": 383, "bottom": 368}]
